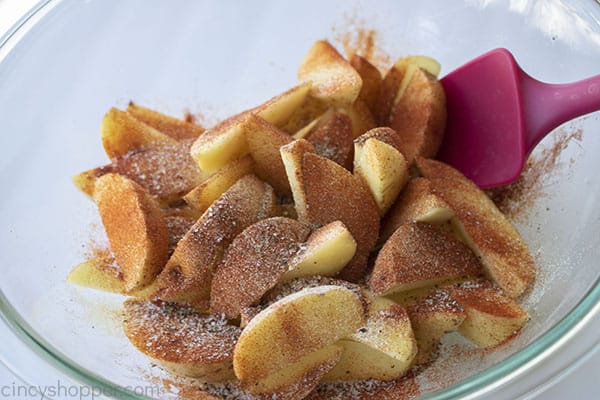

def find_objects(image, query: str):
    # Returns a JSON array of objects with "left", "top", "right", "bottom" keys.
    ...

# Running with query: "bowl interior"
[{"left": 0, "top": 1, "right": 599, "bottom": 399}]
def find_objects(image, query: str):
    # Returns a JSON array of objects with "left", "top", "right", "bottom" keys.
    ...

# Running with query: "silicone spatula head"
[
  {"left": 437, "top": 49, "right": 526, "bottom": 188},
  {"left": 437, "top": 48, "right": 600, "bottom": 188}
]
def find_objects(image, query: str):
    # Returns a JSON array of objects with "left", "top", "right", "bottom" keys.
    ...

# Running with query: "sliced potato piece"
[
  {"left": 240, "top": 275, "right": 363, "bottom": 329},
  {"left": 391, "top": 68, "right": 446, "bottom": 163},
  {"left": 350, "top": 54, "right": 382, "bottom": 113},
  {"left": 294, "top": 116, "right": 321, "bottom": 140},
  {"left": 340, "top": 99, "right": 377, "bottom": 138},
  {"left": 72, "top": 168, "right": 104, "bottom": 197},
  {"left": 101, "top": 107, "right": 176, "bottom": 159},
  {"left": 354, "top": 135, "right": 409, "bottom": 216},
  {"left": 449, "top": 281, "right": 530, "bottom": 347},
  {"left": 93, "top": 174, "right": 169, "bottom": 292},
  {"left": 281, "top": 221, "right": 357, "bottom": 282},
  {"left": 233, "top": 285, "right": 365, "bottom": 395},
  {"left": 324, "top": 340, "right": 407, "bottom": 382},
  {"left": 263, "top": 276, "right": 364, "bottom": 306},
  {"left": 163, "top": 207, "right": 198, "bottom": 256},
  {"left": 416, "top": 158, "right": 536, "bottom": 298},
  {"left": 382, "top": 177, "right": 455, "bottom": 241},
  {"left": 127, "top": 102, "right": 204, "bottom": 140},
  {"left": 190, "top": 84, "right": 311, "bottom": 172},
  {"left": 369, "top": 222, "right": 482, "bottom": 296},
  {"left": 183, "top": 156, "right": 254, "bottom": 213},
  {"left": 210, "top": 217, "right": 311, "bottom": 319},
  {"left": 375, "top": 56, "right": 446, "bottom": 163},
  {"left": 281, "top": 140, "right": 380, "bottom": 281},
  {"left": 245, "top": 115, "right": 293, "bottom": 195},
  {"left": 251, "top": 344, "right": 343, "bottom": 399},
  {"left": 304, "top": 108, "right": 354, "bottom": 169},
  {"left": 281, "top": 95, "right": 329, "bottom": 135},
  {"left": 406, "top": 289, "right": 466, "bottom": 364},
  {"left": 123, "top": 299, "right": 241, "bottom": 381},
  {"left": 156, "top": 175, "right": 276, "bottom": 304},
  {"left": 326, "top": 296, "right": 416, "bottom": 381},
  {"left": 298, "top": 40, "right": 362, "bottom": 106},
  {"left": 280, "top": 139, "right": 317, "bottom": 220},
  {"left": 190, "top": 111, "right": 251, "bottom": 172},
  {"left": 392, "top": 57, "right": 441, "bottom": 113},
  {"left": 256, "top": 82, "right": 312, "bottom": 127},
  {"left": 350, "top": 297, "right": 416, "bottom": 368},
  {"left": 74, "top": 139, "right": 207, "bottom": 206},
  {"left": 68, "top": 252, "right": 161, "bottom": 298},
  {"left": 375, "top": 55, "right": 441, "bottom": 125},
  {"left": 67, "top": 257, "right": 125, "bottom": 294}
]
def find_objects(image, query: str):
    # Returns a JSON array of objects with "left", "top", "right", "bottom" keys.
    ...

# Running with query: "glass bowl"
[{"left": 0, "top": 0, "right": 598, "bottom": 399}]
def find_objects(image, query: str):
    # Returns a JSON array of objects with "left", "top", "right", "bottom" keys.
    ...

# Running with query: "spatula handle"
[{"left": 521, "top": 72, "right": 600, "bottom": 152}]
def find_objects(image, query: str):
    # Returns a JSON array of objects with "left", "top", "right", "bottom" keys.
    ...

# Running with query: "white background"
[{"left": 0, "top": 0, "right": 597, "bottom": 399}]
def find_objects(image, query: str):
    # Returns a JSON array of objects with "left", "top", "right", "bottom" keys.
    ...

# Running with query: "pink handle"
[{"left": 521, "top": 72, "right": 600, "bottom": 152}]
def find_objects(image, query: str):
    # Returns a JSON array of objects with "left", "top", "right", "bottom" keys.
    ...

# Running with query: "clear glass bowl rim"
[{"left": 0, "top": 1, "right": 598, "bottom": 399}]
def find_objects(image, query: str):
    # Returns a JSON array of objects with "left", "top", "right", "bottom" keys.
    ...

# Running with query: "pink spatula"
[{"left": 437, "top": 48, "right": 600, "bottom": 188}]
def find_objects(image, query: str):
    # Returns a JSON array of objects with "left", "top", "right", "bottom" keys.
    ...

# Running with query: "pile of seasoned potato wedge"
[{"left": 70, "top": 40, "right": 535, "bottom": 400}]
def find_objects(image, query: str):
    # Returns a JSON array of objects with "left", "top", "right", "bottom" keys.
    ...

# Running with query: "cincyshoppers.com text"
[{"left": 1, "top": 380, "right": 163, "bottom": 399}]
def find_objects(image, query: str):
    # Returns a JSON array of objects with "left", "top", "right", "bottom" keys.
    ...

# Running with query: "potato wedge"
[
  {"left": 93, "top": 174, "right": 169, "bottom": 292},
  {"left": 123, "top": 299, "right": 241, "bottom": 381},
  {"left": 190, "top": 84, "right": 311, "bottom": 172},
  {"left": 326, "top": 296, "right": 416, "bottom": 381},
  {"left": 324, "top": 340, "right": 407, "bottom": 382},
  {"left": 281, "top": 95, "right": 328, "bottom": 135},
  {"left": 391, "top": 67, "right": 446, "bottom": 163},
  {"left": 280, "top": 138, "right": 316, "bottom": 220},
  {"left": 190, "top": 111, "right": 251, "bottom": 172},
  {"left": 263, "top": 276, "right": 364, "bottom": 307},
  {"left": 67, "top": 251, "right": 162, "bottom": 299},
  {"left": 233, "top": 285, "right": 365, "bottom": 395},
  {"left": 127, "top": 102, "right": 204, "bottom": 140},
  {"left": 304, "top": 108, "right": 354, "bottom": 169},
  {"left": 416, "top": 158, "right": 536, "bottom": 298},
  {"left": 340, "top": 100, "right": 378, "bottom": 138},
  {"left": 406, "top": 289, "right": 466, "bottom": 364},
  {"left": 245, "top": 115, "right": 293, "bottom": 195},
  {"left": 369, "top": 222, "right": 482, "bottom": 296},
  {"left": 256, "top": 82, "right": 312, "bottom": 127},
  {"left": 281, "top": 221, "right": 357, "bottom": 282},
  {"left": 381, "top": 177, "right": 455, "bottom": 241},
  {"left": 183, "top": 156, "right": 254, "bottom": 213},
  {"left": 298, "top": 40, "right": 362, "bottom": 106},
  {"left": 354, "top": 135, "right": 409, "bottom": 215},
  {"left": 240, "top": 275, "right": 363, "bottom": 328},
  {"left": 375, "top": 56, "right": 445, "bottom": 163},
  {"left": 210, "top": 217, "right": 311, "bottom": 319},
  {"left": 67, "top": 257, "right": 125, "bottom": 294},
  {"left": 156, "top": 175, "right": 276, "bottom": 304},
  {"left": 375, "top": 56, "right": 440, "bottom": 125},
  {"left": 350, "top": 54, "right": 382, "bottom": 113},
  {"left": 101, "top": 107, "right": 176, "bottom": 159},
  {"left": 449, "top": 281, "right": 530, "bottom": 347},
  {"left": 250, "top": 344, "right": 343, "bottom": 399},
  {"left": 355, "top": 126, "right": 402, "bottom": 150},
  {"left": 74, "top": 139, "right": 207, "bottom": 206},
  {"left": 163, "top": 207, "right": 198, "bottom": 256},
  {"left": 281, "top": 140, "right": 380, "bottom": 281}
]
